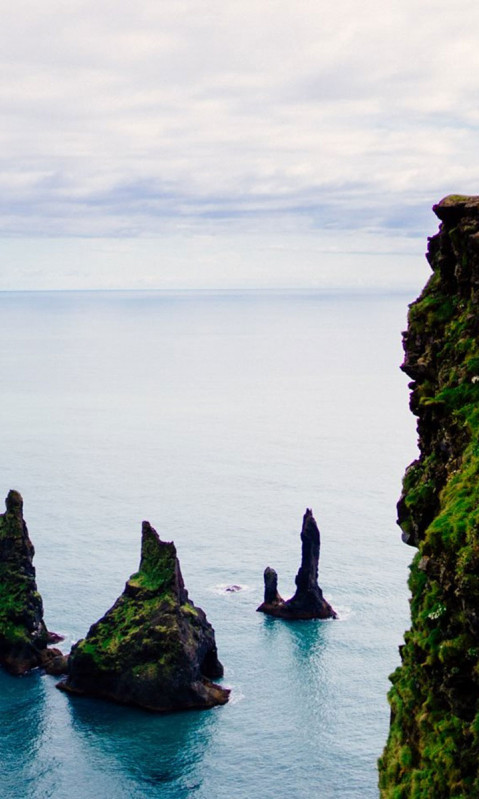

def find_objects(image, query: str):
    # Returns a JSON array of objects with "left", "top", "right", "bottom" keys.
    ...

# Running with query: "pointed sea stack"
[
  {"left": 58, "top": 521, "right": 229, "bottom": 711},
  {"left": 257, "top": 509, "right": 337, "bottom": 620},
  {"left": 0, "top": 490, "right": 66, "bottom": 675}
]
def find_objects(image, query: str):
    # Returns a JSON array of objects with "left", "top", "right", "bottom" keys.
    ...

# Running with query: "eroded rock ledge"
[
  {"left": 379, "top": 196, "right": 479, "bottom": 796},
  {"left": 257, "top": 509, "right": 337, "bottom": 620},
  {"left": 0, "top": 490, "right": 66, "bottom": 675},
  {"left": 58, "top": 521, "right": 229, "bottom": 711}
]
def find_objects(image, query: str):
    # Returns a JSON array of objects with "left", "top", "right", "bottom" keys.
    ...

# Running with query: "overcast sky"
[{"left": 1, "top": 0, "right": 478, "bottom": 290}]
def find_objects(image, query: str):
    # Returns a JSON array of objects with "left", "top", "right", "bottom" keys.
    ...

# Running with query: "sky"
[{"left": 1, "top": 0, "right": 478, "bottom": 290}]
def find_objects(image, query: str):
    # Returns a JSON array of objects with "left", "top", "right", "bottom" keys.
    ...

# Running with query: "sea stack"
[
  {"left": 379, "top": 196, "right": 479, "bottom": 796},
  {"left": 257, "top": 509, "right": 337, "bottom": 620},
  {"left": 0, "top": 490, "right": 66, "bottom": 675},
  {"left": 58, "top": 521, "right": 229, "bottom": 711}
]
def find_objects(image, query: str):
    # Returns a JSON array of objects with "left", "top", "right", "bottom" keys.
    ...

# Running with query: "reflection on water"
[
  {"left": 259, "top": 615, "right": 332, "bottom": 716},
  {"left": 0, "top": 669, "right": 218, "bottom": 799},
  {"left": 0, "top": 290, "right": 416, "bottom": 798},
  {"left": 259, "top": 613, "right": 330, "bottom": 661},
  {"left": 66, "top": 694, "right": 217, "bottom": 796},
  {"left": 0, "top": 671, "right": 47, "bottom": 794},
  {"left": 282, "top": 617, "right": 330, "bottom": 661}
]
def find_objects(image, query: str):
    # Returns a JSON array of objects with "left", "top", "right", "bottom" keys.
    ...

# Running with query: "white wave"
[{"left": 209, "top": 583, "right": 253, "bottom": 595}]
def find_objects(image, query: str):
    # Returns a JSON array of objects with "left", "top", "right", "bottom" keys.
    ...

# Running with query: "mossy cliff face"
[
  {"left": 0, "top": 490, "right": 49, "bottom": 674},
  {"left": 59, "top": 521, "right": 229, "bottom": 711},
  {"left": 379, "top": 196, "right": 479, "bottom": 797}
]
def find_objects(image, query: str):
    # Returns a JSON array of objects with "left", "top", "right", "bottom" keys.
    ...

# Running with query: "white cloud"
[{"left": 0, "top": 0, "right": 477, "bottom": 285}]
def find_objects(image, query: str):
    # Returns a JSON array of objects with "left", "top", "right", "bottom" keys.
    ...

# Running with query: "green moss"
[
  {"left": 442, "top": 195, "right": 471, "bottom": 203},
  {"left": 72, "top": 586, "right": 187, "bottom": 677},
  {"left": 183, "top": 602, "right": 199, "bottom": 617},
  {"left": 127, "top": 527, "right": 178, "bottom": 593},
  {"left": 380, "top": 218, "right": 479, "bottom": 796}
]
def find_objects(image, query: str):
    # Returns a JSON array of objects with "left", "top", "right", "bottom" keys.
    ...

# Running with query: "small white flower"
[
  {"left": 428, "top": 603, "right": 446, "bottom": 620},
  {"left": 472, "top": 376, "right": 479, "bottom": 384}
]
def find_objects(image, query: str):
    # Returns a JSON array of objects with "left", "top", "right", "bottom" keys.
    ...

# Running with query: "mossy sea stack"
[
  {"left": 0, "top": 490, "right": 65, "bottom": 675},
  {"left": 379, "top": 196, "right": 479, "bottom": 796},
  {"left": 58, "top": 521, "right": 229, "bottom": 711},
  {"left": 257, "top": 509, "right": 337, "bottom": 620}
]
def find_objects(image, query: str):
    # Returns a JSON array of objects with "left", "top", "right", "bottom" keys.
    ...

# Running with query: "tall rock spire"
[
  {"left": 0, "top": 490, "right": 65, "bottom": 674},
  {"left": 59, "top": 520, "right": 229, "bottom": 711},
  {"left": 257, "top": 509, "right": 336, "bottom": 620}
]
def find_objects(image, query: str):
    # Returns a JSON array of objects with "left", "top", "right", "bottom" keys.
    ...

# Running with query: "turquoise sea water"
[{"left": 0, "top": 290, "right": 416, "bottom": 799}]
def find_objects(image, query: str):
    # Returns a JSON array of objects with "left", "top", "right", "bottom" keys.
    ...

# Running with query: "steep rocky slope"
[
  {"left": 0, "top": 490, "right": 65, "bottom": 675},
  {"left": 59, "top": 521, "right": 229, "bottom": 711},
  {"left": 379, "top": 196, "right": 479, "bottom": 796}
]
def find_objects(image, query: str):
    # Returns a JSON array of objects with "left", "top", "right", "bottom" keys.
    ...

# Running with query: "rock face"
[
  {"left": 379, "top": 196, "right": 479, "bottom": 796},
  {"left": 0, "top": 490, "right": 66, "bottom": 675},
  {"left": 257, "top": 509, "right": 337, "bottom": 620},
  {"left": 58, "top": 521, "right": 229, "bottom": 711}
]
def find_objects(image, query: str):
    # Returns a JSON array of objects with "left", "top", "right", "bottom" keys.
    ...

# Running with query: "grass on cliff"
[
  {"left": 73, "top": 589, "right": 198, "bottom": 676},
  {"left": 380, "top": 273, "right": 479, "bottom": 797},
  {"left": 129, "top": 529, "right": 178, "bottom": 593},
  {"left": 0, "top": 566, "right": 41, "bottom": 646}
]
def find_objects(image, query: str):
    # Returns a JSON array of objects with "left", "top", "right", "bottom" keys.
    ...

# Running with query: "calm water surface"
[{"left": 0, "top": 290, "right": 415, "bottom": 798}]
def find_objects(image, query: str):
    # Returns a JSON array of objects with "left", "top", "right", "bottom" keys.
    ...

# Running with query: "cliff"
[
  {"left": 58, "top": 521, "right": 229, "bottom": 711},
  {"left": 379, "top": 196, "right": 479, "bottom": 796},
  {"left": 0, "top": 490, "right": 66, "bottom": 675},
  {"left": 257, "top": 509, "right": 337, "bottom": 620}
]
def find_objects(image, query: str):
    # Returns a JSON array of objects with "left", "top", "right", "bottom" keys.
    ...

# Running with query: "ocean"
[{"left": 0, "top": 289, "right": 416, "bottom": 799}]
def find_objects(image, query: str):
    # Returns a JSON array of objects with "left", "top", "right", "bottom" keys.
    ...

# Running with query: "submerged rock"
[
  {"left": 257, "top": 509, "right": 337, "bottom": 620},
  {"left": 0, "top": 490, "right": 66, "bottom": 675},
  {"left": 58, "top": 521, "right": 229, "bottom": 711}
]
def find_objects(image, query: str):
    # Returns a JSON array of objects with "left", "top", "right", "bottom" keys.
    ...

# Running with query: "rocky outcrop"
[
  {"left": 58, "top": 521, "right": 229, "bottom": 711},
  {"left": 257, "top": 509, "right": 337, "bottom": 620},
  {"left": 379, "top": 196, "right": 479, "bottom": 796},
  {"left": 0, "top": 490, "right": 66, "bottom": 675}
]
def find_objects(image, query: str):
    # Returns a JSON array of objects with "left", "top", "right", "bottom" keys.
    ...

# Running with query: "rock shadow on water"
[
  {"left": 260, "top": 611, "right": 331, "bottom": 663},
  {"left": 0, "top": 669, "right": 48, "bottom": 794},
  {"left": 257, "top": 612, "right": 335, "bottom": 747},
  {"left": 65, "top": 693, "right": 217, "bottom": 794}
]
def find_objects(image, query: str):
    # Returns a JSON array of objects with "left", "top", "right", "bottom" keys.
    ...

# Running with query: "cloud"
[{"left": 0, "top": 0, "right": 478, "bottom": 245}]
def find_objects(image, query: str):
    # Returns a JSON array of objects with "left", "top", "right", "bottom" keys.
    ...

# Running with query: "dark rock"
[
  {"left": 432, "top": 194, "right": 479, "bottom": 224},
  {"left": 257, "top": 509, "right": 337, "bottom": 620},
  {"left": 39, "top": 647, "right": 69, "bottom": 676},
  {"left": 47, "top": 631, "right": 65, "bottom": 644},
  {"left": 379, "top": 195, "right": 479, "bottom": 796},
  {"left": 225, "top": 585, "right": 242, "bottom": 593},
  {"left": 0, "top": 490, "right": 64, "bottom": 674},
  {"left": 58, "top": 521, "right": 229, "bottom": 712},
  {"left": 262, "top": 567, "right": 283, "bottom": 605}
]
